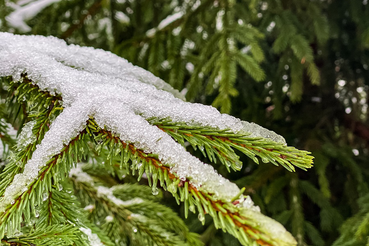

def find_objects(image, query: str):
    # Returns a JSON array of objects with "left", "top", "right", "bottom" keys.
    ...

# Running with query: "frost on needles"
[{"left": 0, "top": 33, "right": 313, "bottom": 246}]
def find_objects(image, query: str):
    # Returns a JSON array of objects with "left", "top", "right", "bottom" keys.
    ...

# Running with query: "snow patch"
[
  {"left": 80, "top": 227, "right": 105, "bottom": 246},
  {"left": 115, "top": 11, "right": 130, "bottom": 24},
  {"left": 146, "top": 11, "right": 184, "bottom": 38},
  {"left": 6, "top": 0, "right": 61, "bottom": 32},
  {"left": 158, "top": 11, "right": 184, "bottom": 30}
]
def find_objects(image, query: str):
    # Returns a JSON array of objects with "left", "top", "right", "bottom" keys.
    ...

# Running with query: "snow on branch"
[
  {"left": 146, "top": 11, "right": 184, "bottom": 38},
  {"left": 0, "top": 32, "right": 310, "bottom": 245},
  {"left": 0, "top": 99, "right": 89, "bottom": 212},
  {"left": 0, "top": 32, "right": 288, "bottom": 203},
  {"left": 6, "top": 0, "right": 61, "bottom": 32},
  {"left": 80, "top": 227, "right": 105, "bottom": 246}
]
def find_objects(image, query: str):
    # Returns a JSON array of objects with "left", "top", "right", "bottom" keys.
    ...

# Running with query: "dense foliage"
[{"left": 1, "top": 0, "right": 369, "bottom": 245}]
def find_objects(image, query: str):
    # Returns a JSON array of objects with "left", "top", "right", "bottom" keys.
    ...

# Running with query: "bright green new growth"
[{"left": 0, "top": 33, "right": 313, "bottom": 246}]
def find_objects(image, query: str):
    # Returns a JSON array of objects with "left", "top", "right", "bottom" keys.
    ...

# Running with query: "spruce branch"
[
  {"left": 151, "top": 119, "right": 313, "bottom": 172},
  {"left": 270, "top": 9, "right": 323, "bottom": 99},
  {"left": 186, "top": 9, "right": 266, "bottom": 113},
  {"left": 0, "top": 77, "right": 63, "bottom": 195},
  {"left": 0, "top": 33, "right": 314, "bottom": 246},
  {"left": 111, "top": 184, "right": 199, "bottom": 244},
  {"left": 0, "top": 131, "right": 84, "bottom": 235},
  {"left": 70, "top": 165, "right": 199, "bottom": 246},
  {"left": 36, "top": 188, "right": 85, "bottom": 226},
  {"left": 115, "top": 0, "right": 214, "bottom": 45},
  {"left": 1, "top": 224, "right": 84, "bottom": 246},
  {"left": 83, "top": 120, "right": 297, "bottom": 246},
  {"left": 114, "top": 0, "right": 267, "bottom": 113}
]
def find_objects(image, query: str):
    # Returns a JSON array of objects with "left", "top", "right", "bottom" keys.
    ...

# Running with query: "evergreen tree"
[{"left": 1, "top": 0, "right": 369, "bottom": 245}]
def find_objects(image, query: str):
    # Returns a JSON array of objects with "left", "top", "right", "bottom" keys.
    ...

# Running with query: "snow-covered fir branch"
[{"left": 0, "top": 32, "right": 313, "bottom": 246}]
